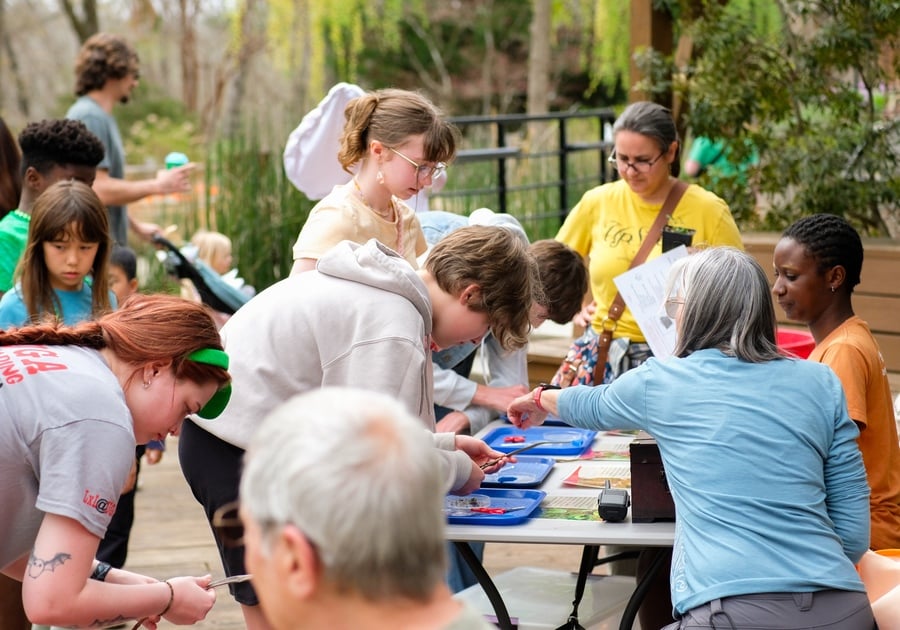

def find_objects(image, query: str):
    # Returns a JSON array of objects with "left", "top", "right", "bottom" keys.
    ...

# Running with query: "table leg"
[
  {"left": 558, "top": 544, "right": 602, "bottom": 629},
  {"left": 618, "top": 547, "right": 669, "bottom": 630},
  {"left": 452, "top": 541, "right": 514, "bottom": 630}
]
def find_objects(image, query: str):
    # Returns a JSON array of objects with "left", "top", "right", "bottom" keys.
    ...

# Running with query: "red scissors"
[{"left": 459, "top": 505, "right": 528, "bottom": 515}]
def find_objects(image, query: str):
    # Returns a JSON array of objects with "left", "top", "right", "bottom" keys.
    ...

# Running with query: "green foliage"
[
  {"left": 134, "top": 247, "right": 182, "bottom": 295},
  {"left": 198, "top": 133, "right": 315, "bottom": 291},
  {"left": 315, "top": 0, "right": 426, "bottom": 84},
  {"left": 118, "top": 83, "right": 203, "bottom": 167},
  {"left": 590, "top": 0, "right": 631, "bottom": 96},
  {"left": 646, "top": 0, "right": 899, "bottom": 235}
]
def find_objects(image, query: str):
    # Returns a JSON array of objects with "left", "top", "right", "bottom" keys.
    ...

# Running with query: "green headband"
[{"left": 187, "top": 348, "right": 231, "bottom": 419}]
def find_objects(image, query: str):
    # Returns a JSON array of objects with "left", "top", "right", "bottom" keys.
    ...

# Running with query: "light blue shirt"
[
  {"left": 0, "top": 283, "right": 116, "bottom": 329},
  {"left": 557, "top": 348, "right": 869, "bottom": 614}
]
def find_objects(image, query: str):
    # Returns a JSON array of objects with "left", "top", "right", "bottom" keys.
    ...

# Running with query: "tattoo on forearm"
[
  {"left": 55, "top": 618, "right": 128, "bottom": 630},
  {"left": 27, "top": 550, "right": 72, "bottom": 578}
]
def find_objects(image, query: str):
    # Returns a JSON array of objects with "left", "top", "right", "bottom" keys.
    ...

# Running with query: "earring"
[
  {"left": 376, "top": 169, "right": 384, "bottom": 185},
  {"left": 143, "top": 381, "right": 150, "bottom": 389},
  {"left": 830, "top": 286, "right": 836, "bottom": 293}
]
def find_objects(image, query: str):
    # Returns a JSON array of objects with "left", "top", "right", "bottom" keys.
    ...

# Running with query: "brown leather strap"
[{"left": 591, "top": 179, "right": 689, "bottom": 383}]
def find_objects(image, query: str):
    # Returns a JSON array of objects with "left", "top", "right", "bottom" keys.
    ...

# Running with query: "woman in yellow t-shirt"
[{"left": 557, "top": 101, "right": 743, "bottom": 380}]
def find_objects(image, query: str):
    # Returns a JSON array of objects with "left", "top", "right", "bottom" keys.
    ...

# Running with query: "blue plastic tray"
[
  {"left": 445, "top": 488, "right": 545, "bottom": 525},
  {"left": 481, "top": 456, "right": 555, "bottom": 488},
  {"left": 482, "top": 426, "right": 597, "bottom": 456}
]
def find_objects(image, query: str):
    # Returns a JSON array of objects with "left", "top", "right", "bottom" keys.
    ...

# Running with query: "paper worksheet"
[{"left": 613, "top": 245, "right": 689, "bottom": 360}]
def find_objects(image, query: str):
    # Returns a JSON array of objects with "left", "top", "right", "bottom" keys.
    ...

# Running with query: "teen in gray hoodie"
[{"left": 179, "top": 225, "right": 537, "bottom": 629}]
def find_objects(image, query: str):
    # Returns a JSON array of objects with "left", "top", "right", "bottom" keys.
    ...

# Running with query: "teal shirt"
[
  {"left": 67, "top": 96, "right": 128, "bottom": 246},
  {"left": 0, "top": 282, "right": 117, "bottom": 329},
  {"left": 687, "top": 136, "right": 758, "bottom": 185},
  {"left": 0, "top": 211, "right": 31, "bottom": 293}
]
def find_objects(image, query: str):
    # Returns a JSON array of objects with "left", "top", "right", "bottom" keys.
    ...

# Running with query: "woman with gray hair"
[{"left": 509, "top": 247, "right": 875, "bottom": 629}]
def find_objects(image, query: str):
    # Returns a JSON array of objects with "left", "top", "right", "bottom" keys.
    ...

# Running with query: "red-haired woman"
[{"left": 0, "top": 294, "right": 230, "bottom": 628}]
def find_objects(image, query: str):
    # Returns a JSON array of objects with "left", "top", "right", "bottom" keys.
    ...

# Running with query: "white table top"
[{"left": 445, "top": 424, "right": 676, "bottom": 547}]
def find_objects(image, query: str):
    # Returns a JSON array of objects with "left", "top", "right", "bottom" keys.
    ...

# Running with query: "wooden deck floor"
[{"left": 127, "top": 437, "right": 588, "bottom": 629}]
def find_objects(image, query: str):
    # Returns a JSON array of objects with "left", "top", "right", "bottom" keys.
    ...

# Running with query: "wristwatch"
[{"left": 533, "top": 382, "right": 561, "bottom": 411}]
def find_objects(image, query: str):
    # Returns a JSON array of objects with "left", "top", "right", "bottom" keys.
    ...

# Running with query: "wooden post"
[{"left": 629, "top": 0, "right": 674, "bottom": 104}]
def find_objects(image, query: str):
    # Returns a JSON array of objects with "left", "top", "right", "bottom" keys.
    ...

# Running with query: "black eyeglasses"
[
  {"left": 608, "top": 150, "right": 665, "bottom": 174},
  {"left": 213, "top": 500, "right": 323, "bottom": 558},
  {"left": 388, "top": 146, "right": 447, "bottom": 181},
  {"left": 212, "top": 500, "right": 245, "bottom": 547}
]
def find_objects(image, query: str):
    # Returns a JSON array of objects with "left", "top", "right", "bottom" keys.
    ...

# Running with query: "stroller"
[{"left": 153, "top": 234, "right": 250, "bottom": 316}]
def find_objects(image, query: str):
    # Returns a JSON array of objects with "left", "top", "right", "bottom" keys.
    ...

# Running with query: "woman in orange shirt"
[{"left": 774, "top": 213, "right": 900, "bottom": 551}]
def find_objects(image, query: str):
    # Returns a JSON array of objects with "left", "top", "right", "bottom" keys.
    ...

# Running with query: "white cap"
[
  {"left": 283, "top": 83, "right": 366, "bottom": 200},
  {"left": 468, "top": 207, "right": 529, "bottom": 247}
]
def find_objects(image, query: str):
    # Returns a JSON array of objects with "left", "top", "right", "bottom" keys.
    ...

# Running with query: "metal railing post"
[
  {"left": 558, "top": 118, "right": 568, "bottom": 224},
  {"left": 496, "top": 120, "right": 508, "bottom": 214}
]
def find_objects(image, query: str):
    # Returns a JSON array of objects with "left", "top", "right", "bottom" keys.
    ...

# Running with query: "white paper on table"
[
  {"left": 576, "top": 461, "right": 632, "bottom": 479},
  {"left": 613, "top": 245, "right": 689, "bottom": 360}
]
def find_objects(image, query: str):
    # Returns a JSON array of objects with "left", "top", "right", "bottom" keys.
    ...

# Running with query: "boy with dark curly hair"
[
  {"left": 0, "top": 119, "right": 104, "bottom": 295},
  {"left": 66, "top": 33, "right": 194, "bottom": 246}
]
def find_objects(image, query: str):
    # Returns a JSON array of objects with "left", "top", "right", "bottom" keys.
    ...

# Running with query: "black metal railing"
[{"left": 433, "top": 109, "right": 618, "bottom": 236}]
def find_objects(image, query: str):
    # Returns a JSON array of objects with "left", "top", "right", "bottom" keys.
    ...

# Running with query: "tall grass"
[
  {"left": 198, "top": 136, "right": 314, "bottom": 291},
  {"left": 135, "top": 134, "right": 315, "bottom": 294}
]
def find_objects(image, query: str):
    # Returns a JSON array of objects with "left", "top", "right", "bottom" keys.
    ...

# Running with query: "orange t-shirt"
[{"left": 811, "top": 316, "right": 900, "bottom": 550}]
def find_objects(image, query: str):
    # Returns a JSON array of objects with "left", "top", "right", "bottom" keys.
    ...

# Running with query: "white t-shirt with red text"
[{"left": 0, "top": 345, "right": 134, "bottom": 569}]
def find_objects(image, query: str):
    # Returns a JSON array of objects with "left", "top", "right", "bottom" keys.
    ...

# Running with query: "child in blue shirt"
[{"left": 0, "top": 180, "right": 114, "bottom": 328}]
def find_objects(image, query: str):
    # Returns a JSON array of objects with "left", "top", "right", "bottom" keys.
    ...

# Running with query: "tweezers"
[
  {"left": 208, "top": 574, "right": 252, "bottom": 589},
  {"left": 480, "top": 440, "right": 571, "bottom": 469},
  {"left": 130, "top": 575, "right": 253, "bottom": 629}
]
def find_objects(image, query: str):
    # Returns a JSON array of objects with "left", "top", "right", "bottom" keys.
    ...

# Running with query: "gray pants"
[{"left": 665, "top": 589, "right": 875, "bottom": 629}]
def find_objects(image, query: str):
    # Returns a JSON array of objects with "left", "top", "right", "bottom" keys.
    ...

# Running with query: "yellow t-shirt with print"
[{"left": 556, "top": 178, "right": 743, "bottom": 342}]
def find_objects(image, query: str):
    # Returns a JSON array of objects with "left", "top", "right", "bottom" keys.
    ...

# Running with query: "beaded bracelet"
[{"left": 159, "top": 580, "right": 175, "bottom": 617}]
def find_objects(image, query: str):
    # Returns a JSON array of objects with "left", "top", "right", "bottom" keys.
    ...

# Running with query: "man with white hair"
[{"left": 238, "top": 387, "right": 496, "bottom": 629}]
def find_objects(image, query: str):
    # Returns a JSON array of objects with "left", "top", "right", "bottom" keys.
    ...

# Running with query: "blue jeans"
[{"left": 446, "top": 542, "right": 485, "bottom": 593}]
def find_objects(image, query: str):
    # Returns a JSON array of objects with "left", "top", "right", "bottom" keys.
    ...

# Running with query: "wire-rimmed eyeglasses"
[
  {"left": 663, "top": 297, "right": 684, "bottom": 320},
  {"left": 388, "top": 146, "right": 446, "bottom": 181},
  {"left": 608, "top": 150, "right": 665, "bottom": 174}
]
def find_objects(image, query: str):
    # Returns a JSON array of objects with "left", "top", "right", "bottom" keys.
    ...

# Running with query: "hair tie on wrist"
[
  {"left": 90, "top": 561, "right": 113, "bottom": 581},
  {"left": 159, "top": 580, "right": 174, "bottom": 617}
]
